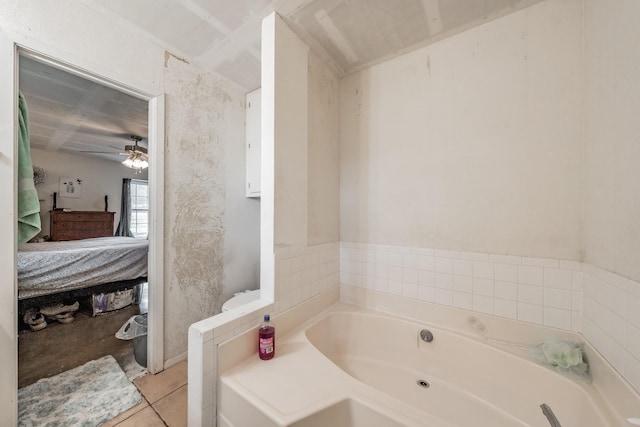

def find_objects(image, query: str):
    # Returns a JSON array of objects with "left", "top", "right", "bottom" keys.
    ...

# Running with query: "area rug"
[{"left": 18, "top": 355, "right": 142, "bottom": 427}]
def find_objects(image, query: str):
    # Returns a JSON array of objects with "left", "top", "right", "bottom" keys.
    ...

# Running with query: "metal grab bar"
[{"left": 540, "top": 403, "right": 562, "bottom": 427}]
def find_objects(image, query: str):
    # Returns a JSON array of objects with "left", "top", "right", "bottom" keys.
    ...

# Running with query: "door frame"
[{"left": 0, "top": 37, "right": 165, "bottom": 426}]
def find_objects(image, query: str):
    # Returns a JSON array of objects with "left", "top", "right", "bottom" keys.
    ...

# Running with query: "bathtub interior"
[
  {"left": 288, "top": 399, "right": 406, "bottom": 427},
  {"left": 304, "top": 311, "right": 617, "bottom": 427}
]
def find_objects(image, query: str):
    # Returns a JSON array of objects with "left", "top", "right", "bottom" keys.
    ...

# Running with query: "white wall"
[
  {"left": 29, "top": 148, "right": 147, "bottom": 238},
  {"left": 0, "top": 0, "right": 258, "bottom": 370},
  {"left": 222, "top": 122, "right": 261, "bottom": 302},
  {"left": 582, "top": 0, "right": 640, "bottom": 394},
  {"left": 308, "top": 52, "right": 340, "bottom": 246},
  {"left": 340, "top": 0, "right": 583, "bottom": 260},
  {"left": 583, "top": 0, "right": 640, "bottom": 284}
]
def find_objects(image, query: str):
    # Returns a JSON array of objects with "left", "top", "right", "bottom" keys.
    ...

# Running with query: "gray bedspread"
[{"left": 18, "top": 237, "right": 148, "bottom": 299}]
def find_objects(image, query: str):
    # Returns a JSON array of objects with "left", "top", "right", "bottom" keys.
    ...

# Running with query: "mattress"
[{"left": 18, "top": 236, "right": 148, "bottom": 299}]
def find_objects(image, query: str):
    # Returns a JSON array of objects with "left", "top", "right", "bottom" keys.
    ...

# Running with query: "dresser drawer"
[{"left": 50, "top": 211, "right": 115, "bottom": 241}]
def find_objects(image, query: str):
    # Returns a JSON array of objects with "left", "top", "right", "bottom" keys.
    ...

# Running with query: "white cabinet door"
[{"left": 245, "top": 88, "right": 261, "bottom": 197}]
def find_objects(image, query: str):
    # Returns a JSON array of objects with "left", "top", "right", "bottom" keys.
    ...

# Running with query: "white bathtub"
[{"left": 219, "top": 303, "right": 639, "bottom": 426}]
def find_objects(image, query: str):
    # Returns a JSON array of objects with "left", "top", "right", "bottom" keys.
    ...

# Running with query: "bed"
[
  {"left": 17, "top": 237, "right": 148, "bottom": 322},
  {"left": 18, "top": 236, "right": 148, "bottom": 300}
]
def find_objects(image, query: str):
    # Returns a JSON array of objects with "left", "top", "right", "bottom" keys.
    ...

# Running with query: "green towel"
[{"left": 18, "top": 91, "right": 41, "bottom": 246}]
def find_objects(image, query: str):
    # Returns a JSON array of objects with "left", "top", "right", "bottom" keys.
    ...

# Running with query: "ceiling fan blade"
[{"left": 77, "top": 150, "right": 129, "bottom": 155}]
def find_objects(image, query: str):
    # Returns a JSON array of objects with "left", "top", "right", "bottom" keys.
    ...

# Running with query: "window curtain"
[{"left": 114, "top": 178, "right": 134, "bottom": 237}]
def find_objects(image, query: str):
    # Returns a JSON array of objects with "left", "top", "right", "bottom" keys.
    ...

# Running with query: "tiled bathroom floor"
[{"left": 102, "top": 360, "right": 188, "bottom": 427}]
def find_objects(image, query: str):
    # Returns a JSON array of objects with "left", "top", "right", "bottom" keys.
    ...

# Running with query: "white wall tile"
[
  {"left": 543, "top": 288, "right": 572, "bottom": 310},
  {"left": 543, "top": 307, "right": 571, "bottom": 330},
  {"left": 402, "top": 268, "right": 418, "bottom": 284},
  {"left": 473, "top": 295, "right": 494, "bottom": 314},
  {"left": 559, "top": 260, "right": 582, "bottom": 270},
  {"left": 459, "top": 251, "right": 489, "bottom": 261},
  {"left": 518, "top": 302, "right": 543, "bottom": 325},
  {"left": 411, "top": 247, "right": 434, "bottom": 256},
  {"left": 418, "top": 255, "right": 435, "bottom": 271},
  {"left": 494, "top": 299, "right": 517, "bottom": 319},
  {"left": 453, "top": 275, "right": 473, "bottom": 293},
  {"left": 628, "top": 279, "right": 640, "bottom": 299},
  {"left": 435, "top": 273, "right": 453, "bottom": 290},
  {"left": 518, "top": 284, "right": 543, "bottom": 305},
  {"left": 374, "top": 250, "right": 387, "bottom": 265},
  {"left": 388, "top": 280, "right": 402, "bottom": 296},
  {"left": 572, "top": 270, "right": 583, "bottom": 290},
  {"left": 628, "top": 294, "right": 640, "bottom": 329},
  {"left": 375, "top": 263, "right": 388, "bottom": 279},
  {"left": 434, "top": 289, "right": 453, "bottom": 305},
  {"left": 494, "top": 263, "right": 518, "bottom": 282},
  {"left": 340, "top": 271, "right": 349, "bottom": 284},
  {"left": 610, "top": 313, "right": 626, "bottom": 346},
  {"left": 544, "top": 268, "right": 572, "bottom": 290},
  {"left": 624, "top": 353, "right": 640, "bottom": 393},
  {"left": 453, "top": 291, "right": 473, "bottom": 310},
  {"left": 571, "top": 290, "right": 582, "bottom": 311},
  {"left": 571, "top": 311, "right": 581, "bottom": 332},
  {"left": 494, "top": 280, "right": 517, "bottom": 301},
  {"left": 418, "top": 270, "right": 435, "bottom": 286},
  {"left": 488, "top": 254, "right": 522, "bottom": 265},
  {"left": 388, "top": 252, "right": 402, "bottom": 267},
  {"left": 402, "top": 253, "right": 418, "bottom": 269},
  {"left": 609, "top": 285, "right": 627, "bottom": 314},
  {"left": 435, "top": 257, "right": 453, "bottom": 273},
  {"left": 518, "top": 265, "right": 543, "bottom": 286},
  {"left": 599, "top": 335, "right": 628, "bottom": 374},
  {"left": 374, "top": 278, "right": 388, "bottom": 293},
  {"left": 473, "top": 261, "right": 494, "bottom": 279},
  {"left": 418, "top": 286, "right": 435, "bottom": 302},
  {"left": 402, "top": 283, "right": 418, "bottom": 299},
  {"left": 389, "top": 266, "right": 402, "bottom": 282},
  {"left": 522, "top": 257, "right": 558, "bottom": 268},
  {"left": 627, "top": 323, "right": 640, "bottom": 361},
  {"left": 453, "top": 259, "right": 473, "bottom": 276},
  {"left": 472, "top": 278, "right": 494, "bottom": 297},
  {"left": 434, "top": 249, "right": 459, "bottom": 258}
]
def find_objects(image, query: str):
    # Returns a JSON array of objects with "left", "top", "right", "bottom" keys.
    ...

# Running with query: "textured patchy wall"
[{"left": 163, "top": 54, "right": 246, "bottom": 360}]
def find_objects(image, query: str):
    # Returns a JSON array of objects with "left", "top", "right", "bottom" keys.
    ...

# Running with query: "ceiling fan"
[{"left": 79, "top": 135, "right": 149, "bottom": 170}]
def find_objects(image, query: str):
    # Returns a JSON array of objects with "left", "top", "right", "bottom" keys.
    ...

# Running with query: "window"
[{"left": 130, "top": 179, "right": 149, "bottom": 238}]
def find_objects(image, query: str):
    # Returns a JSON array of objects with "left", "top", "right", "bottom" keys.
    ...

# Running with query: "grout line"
[{"left": 149, "top": 385, "right": 187, "bottom": 427}]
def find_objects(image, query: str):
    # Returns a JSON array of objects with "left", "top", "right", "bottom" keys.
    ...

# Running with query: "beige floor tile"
[
  {"left": 134, "top": 360, "right": 187, "bottom": 403},
  {"left": 100, "top": 400, "right": 149, "bottom": 427},
  {"left": 153, "top": 384, "right": 187, "bottom": 427},
  {"left": 111, "top": 406, "right": 166, "bottom": 427}
]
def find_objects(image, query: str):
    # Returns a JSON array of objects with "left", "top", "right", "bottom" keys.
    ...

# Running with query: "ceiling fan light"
[
  {"left": 121, "top": 156, "right": 135, "bottom": 168},
  {"left": 122, "top": 152, "right": 148, "bottom": 170},
  {"left": 131, "top": 156, "right": 149, "bottom": 169}
]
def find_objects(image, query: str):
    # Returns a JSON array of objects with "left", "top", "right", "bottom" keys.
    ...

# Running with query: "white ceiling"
[
  {"left": 20, "top": 0, "right": 544, "bottom": 162},
  {"left": 95, "top": 0, "right": 544, "bottom": 90},
  {"left": 19, "top": 56, "right": 149, "bottom": 163}
]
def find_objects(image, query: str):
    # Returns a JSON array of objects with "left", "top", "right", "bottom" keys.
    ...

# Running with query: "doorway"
[{"left": 0, "top": 39, "right": 165, "bottom": 425}]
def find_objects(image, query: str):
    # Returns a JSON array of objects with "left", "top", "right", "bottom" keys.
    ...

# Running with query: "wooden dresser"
[{"left": 50, "top": 211, "right": 115, "bottom": 241}]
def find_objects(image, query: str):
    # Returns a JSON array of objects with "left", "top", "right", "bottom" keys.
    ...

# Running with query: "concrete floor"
[{"left": 18, "top": 304, "right": 141, "bottom": 388}]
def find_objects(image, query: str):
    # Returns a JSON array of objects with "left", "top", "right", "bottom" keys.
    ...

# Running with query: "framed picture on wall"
[{"left": 59, "top": 177, "right": 82, "bottom": 198}]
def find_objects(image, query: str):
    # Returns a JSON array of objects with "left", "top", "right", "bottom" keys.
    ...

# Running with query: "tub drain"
[{"left": 416, "top": 379, "right": 430, "bottom": 389}]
